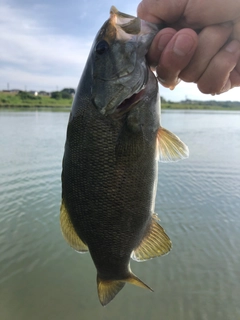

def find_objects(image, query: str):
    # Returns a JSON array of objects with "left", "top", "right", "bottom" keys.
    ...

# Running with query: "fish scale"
[{"left": 60, "top": 6, "right": 189, "bottom": 306}]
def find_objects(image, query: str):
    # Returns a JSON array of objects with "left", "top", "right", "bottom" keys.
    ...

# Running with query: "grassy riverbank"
[
  {"left": 0, "top": 92, "right": 72, "bottom": 108},
  {"left": 161, "top": 102, "right": 240, "bottom": 111},
  {"left": 1, "top": 91, "right": 240, "bottom": 110}
]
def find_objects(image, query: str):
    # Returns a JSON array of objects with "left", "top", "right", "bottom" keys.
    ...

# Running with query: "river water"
[{"left": 0, "top": 109, "right": 240, "bottom": 320}]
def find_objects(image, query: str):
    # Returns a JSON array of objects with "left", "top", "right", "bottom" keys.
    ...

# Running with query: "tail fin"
[
  {"left": 97, "top": 276, "right": 125, "bottom": 306},
  {"left": 125, "top": 273, "right": 153, "bottom": 292},
  {"left": 97, "top": 272, "right": 153, "bottom": 306}
]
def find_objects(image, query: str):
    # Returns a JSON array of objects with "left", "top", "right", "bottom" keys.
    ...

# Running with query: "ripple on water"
[{"left": 1, "top": 110, "right": 240, "bottom": 320}]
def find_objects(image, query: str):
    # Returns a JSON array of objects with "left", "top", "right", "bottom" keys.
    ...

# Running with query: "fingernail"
[
  {"left": 157, "top": 76, "right": 167, "bottom": 84},
  {"left": 158, "top": 33, "right": 174, "bottom": 52},
  {"left": 225, "top": 40, "right": 240, "bottom": 53},
  {"left": 157, "top": 76, "right": 180, "bottom": 89},
  {"left": 173, "top": 35, "right": 195, "bottom": 56},
  {"left": 169, "top": 78, "right": 181, "bottom": 90}
]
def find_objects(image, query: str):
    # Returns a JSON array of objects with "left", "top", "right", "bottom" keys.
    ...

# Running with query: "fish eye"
[{"left": 95, "top": 40, "right": 109, "bottom": 54}]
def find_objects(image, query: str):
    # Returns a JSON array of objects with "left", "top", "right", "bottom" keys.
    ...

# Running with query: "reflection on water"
[{"left": 0, "top": 110, "right": 240, "bottom": 320}]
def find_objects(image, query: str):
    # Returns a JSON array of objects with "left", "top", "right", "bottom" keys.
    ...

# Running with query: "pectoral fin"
[
  {"left": 115, "top": 121, "right": 143, "bottom": 159},
  {"left": 156, "top": 127, "right": 189, "bottom": 162},
  {"left": 60, "top": 200, "right": 88, "bottom": 253},
  {"left": 131, "top": 214, "right": 172, "bottom": 262}
]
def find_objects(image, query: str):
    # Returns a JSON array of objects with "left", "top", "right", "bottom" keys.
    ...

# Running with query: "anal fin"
[
  {"left": 157, "top": 126, "right": 189, "bottom": 162},
  {"left": 60, "top": 200, "right": 88, "bottom": 253},
  {"left": 131, "top": 214, "right": 172, "bottom": 262}
]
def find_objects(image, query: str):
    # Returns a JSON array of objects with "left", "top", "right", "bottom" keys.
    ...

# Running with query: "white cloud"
[
  {"left": 0, "top": 3, "right": 92, "bottom": 90},
  {"left": 160, "top": 82, "right": 240, "bottom": 102},
  {"left": 0, "top": 67, "right": 80, "bottom": 91},
  {"left": 0, "top": 1, "right": 240, "bottom": 100}
]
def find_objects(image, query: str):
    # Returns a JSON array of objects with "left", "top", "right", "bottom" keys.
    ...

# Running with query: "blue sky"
[{"left": 1, "top": 0, "right": 239, "bottom": 102}]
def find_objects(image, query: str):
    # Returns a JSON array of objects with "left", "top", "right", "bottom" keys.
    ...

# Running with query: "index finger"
[{"left": 137, "top": 0, "right": 186, "bottom": 24}]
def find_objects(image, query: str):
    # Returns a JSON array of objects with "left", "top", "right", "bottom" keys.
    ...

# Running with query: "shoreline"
[
  {"left": 1, "top": 91, "right": 240, "bottom": 111},
  {"left": 1, "top": 104, "right": 240, "bottom": 111}
]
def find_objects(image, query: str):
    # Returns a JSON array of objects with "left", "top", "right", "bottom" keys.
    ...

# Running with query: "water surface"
[{"left": 0, "top": 110, "right": 240, "bottom": 320}]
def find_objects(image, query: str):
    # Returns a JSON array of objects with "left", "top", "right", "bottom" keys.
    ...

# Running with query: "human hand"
[{"left": 138, "top": 0, "right": 240, "bottom": 95}]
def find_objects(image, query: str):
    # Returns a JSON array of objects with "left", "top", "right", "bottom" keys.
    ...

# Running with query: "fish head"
[{"left": 91, "top": 6, "right": 159, "bottom": 115}]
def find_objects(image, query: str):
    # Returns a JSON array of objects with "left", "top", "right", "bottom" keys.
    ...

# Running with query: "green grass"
[
  {"left": 1, "top": 92, "right": 240, "bottom": 111},
  {"left": 161, "top": 103, "right": 240, "bottom": 111},
  {"left": 0, "top": 92, "right": 73, "bottom": 108}
]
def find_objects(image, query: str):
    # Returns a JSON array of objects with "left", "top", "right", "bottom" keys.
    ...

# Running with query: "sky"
[{"left": 0, "top": 0, "right": 240, "bottom": 102}]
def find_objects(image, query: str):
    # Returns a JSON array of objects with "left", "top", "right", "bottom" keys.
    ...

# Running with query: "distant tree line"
[
  {"left": 51, "top": 88, "right": 75, "bottom": 100},
  {"left": 17, "top": 91, "right": 41, "bottom": 100},
  {"left": 160, "top": 96, "right": 240, "bottom": 108},
  {"left": 15, "top": 88, "right": 75, "bottom": 101},
  {"left": 180, "top": 99, "right": 240, "bottom": 108}
]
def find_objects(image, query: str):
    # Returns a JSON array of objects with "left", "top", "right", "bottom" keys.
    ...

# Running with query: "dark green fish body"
[
  {"left": 63, "top": 71, "right": 158, "bottom": 275},
  {"left": 61, "top": 6, "right": 189, "bottom": 306}
]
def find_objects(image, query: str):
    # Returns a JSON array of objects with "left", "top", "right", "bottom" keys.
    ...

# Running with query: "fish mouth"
[{"left": 110, "top": 6, "right": 141, "bottom": 36}]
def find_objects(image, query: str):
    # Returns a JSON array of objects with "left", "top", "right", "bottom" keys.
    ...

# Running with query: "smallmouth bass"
[{"left": 60, "top": 6, "right": 189, "bottom": 306}]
